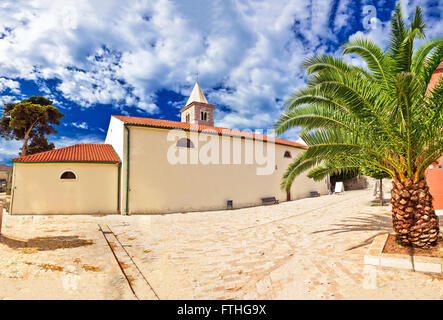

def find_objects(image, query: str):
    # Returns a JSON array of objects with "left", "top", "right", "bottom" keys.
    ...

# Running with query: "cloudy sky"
[{"left": 0, "top": 0, "right": 441, "bottom": 163}]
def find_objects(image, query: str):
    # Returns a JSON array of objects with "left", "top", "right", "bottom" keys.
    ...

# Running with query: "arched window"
[
  {"left": 201, "top": 111, "right": 207, "bottom": 121},
  {"left": 60, "top": 171, "right": 77, "bottom": 180},
  {"left": 176, "top": 138, "right": 194, "bottom": 148},
  {"left": 284, "top": 151, "right": 292, "bottom": 158},
  {"left": 185, "top": 114, "right": 190, "bottom": 122}
]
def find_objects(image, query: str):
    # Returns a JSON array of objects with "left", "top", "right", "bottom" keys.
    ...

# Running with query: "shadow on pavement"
[
  {"left": 0, "top": 234, "right": 94, "bottom": 251},
  {"left": 311, "top": 214, "right": 392, "bottom": 251}
]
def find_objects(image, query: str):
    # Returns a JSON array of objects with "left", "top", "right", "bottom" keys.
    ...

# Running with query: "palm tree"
[{"left": 275, "top": 5, "right": 442, "bottom": 248}]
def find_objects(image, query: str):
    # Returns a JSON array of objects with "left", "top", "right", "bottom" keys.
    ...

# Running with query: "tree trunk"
[
  {"left": 20, "top": 126, "right": 34, "bottom": 157},
  {"left": 21, "top": 136, "right": 28, "bottom": 156},
  {"left": 391, "top": 179, "right": 440, "bottom": 248},
  {"left": 379, "top": 178, "right": 383, "bottom": 206}
]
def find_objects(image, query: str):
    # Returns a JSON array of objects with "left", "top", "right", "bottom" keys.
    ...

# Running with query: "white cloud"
[
  {"left": 0, "top": 139, "right": 21, "bottom": 162},
  {"left": 0, "top": 0, "right": 334, "bottom": 124},
  {"left": 137, "top": 101, "right": 159, "bottom": 114},
  {"left": 0, "top": 77, "right": 20, "bottom": 94},
  {"left": 0, "top": 133, "right": 105, "bottom": 162},
  {"left": 71, "top": 122, "right": 89, "bottom": 130},
  {"left": 0, "top": 0, "right": 440, "bottom": 144},
  {"left": 52, "top": 135, "right": 103, "bottom": 148},
  {"left": 0, "top": 95, "right": 20, "bottom": 106},
  {"left": 296, "top": 138, "right": 306, "bottom": 146}
]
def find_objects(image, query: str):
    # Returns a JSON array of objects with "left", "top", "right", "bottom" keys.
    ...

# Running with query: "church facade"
[{"left": 9, "top": 83, "right": 328, "bottom": 215}]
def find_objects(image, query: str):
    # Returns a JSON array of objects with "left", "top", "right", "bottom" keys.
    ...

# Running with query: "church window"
[
  {"left": 201, "top": 111, "right": 207, "bottom": 121},
  {"left": 284, "top": 151, "right": 292, "bottom": 158},
  {"left": 185, "top": 114, "right": 190, "bottom": 122},
  {"left": 176, "top": 138, "right": 194, "bottom": 148},
  {"left": 60, "top": 171, "right": 77, "bottom": 180}
]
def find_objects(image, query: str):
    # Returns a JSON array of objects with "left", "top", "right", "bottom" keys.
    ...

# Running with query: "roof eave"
[
  {"left": 179, "top": 101, "right": 216, "bottom": 113},
  {"left": 124, "top": 123, "right": 306, "bottom": 149},
  {"left": 11, "top": 160, "right": 121, "bottom": 164}
]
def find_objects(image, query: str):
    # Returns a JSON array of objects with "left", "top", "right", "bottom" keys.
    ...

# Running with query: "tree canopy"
[{"left": 0, "top": 96, "right": 64, "bottom": 156}]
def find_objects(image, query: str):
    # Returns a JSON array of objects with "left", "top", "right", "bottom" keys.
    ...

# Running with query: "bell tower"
[{"left": 180, "top": 82, "right": 215, "bottom": 126}]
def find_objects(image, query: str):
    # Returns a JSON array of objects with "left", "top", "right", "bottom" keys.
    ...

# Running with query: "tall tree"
[
  {"left": 275, "top": 5, "right": 442, "bottom": 248},
  {"left": 26, "top": 135, "right": 56, "bottom": 155},
  {"left": 0, "top": 96, "right": 64, "bottom": 156}
]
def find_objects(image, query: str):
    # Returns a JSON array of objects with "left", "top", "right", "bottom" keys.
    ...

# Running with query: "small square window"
[{"left": 439, "top": 165, "right": 442, "bottom": 169}]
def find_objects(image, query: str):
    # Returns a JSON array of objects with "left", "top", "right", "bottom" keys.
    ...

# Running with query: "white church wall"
[
  {"left": 11, "top": 163, "right": 119, "bottom": 214},
  {"left": 124, "top": 126, "right": 328, "bottom": 214},
  {"left": 105, "top": 116, "right": 127, "bottom": 214},
  {"left": 105, "top": 116, "right": 125, "bottom": 160}
]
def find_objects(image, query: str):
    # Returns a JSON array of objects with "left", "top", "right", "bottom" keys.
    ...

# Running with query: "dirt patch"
[
  {"left": 39, "top": 263, "right": 64, "bottom": 272},
  {"left": 17, "top": 247, "right": 39, "bottom": 254},
  {"left": 82, "top": 264, "right": 100, "bottom": 272},
  {"left": 0, "top": 235, "right": 94, "bottom": 251},
  {"left": 383, "top": 234, "right": 443, "bottom": 258}
]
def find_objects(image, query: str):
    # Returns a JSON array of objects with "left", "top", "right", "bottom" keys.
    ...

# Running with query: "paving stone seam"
[
  {"left": 98, "top": 224, "right": 139, "bottom": 299},
  {"left": 107, "top": 224, "right": 161, "bottom": 300}
]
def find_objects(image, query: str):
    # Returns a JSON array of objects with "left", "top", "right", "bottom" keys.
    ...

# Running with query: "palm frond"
[
  {"left": 341, "top": 37, "right": 389, "bottom": 86},
  {"left": 276, "top": 4, "right": 442, "bottom": 190}
]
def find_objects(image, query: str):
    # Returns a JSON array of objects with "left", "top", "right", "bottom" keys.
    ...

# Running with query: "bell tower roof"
[
  {"left": 185, "top": 82, "right": 208, "bottom": 106},
  {"left": 180, "top": 81, "right": 215, "bottom": 126}
]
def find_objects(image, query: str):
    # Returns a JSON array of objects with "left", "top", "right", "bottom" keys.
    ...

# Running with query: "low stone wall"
[
  {"left": 365, "top": 177, "right": 393, "bottom": 193},
  {"left": 343, "top": 176, "right": 369, "bottom": 190}
]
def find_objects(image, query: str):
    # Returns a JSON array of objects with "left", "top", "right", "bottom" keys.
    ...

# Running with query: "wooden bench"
[
  {"left": 309, "top": 191, "right": 320, "bottom": 197},
  {"left": 261, "top": 197, "right": 279, "bottom": 205}
]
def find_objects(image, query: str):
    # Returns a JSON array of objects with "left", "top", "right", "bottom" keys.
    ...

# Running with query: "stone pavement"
[{"left": 0, "top": 190, "right": 442, "bottom": 299}]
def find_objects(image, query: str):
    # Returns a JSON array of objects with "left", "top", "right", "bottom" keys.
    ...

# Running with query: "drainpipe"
[
  {"left": 117, "top": 162, "right": 121, "bottom": 213},
  {"left": 9, "top": 165, "right": 16, "bottom": 214},
  {"left": 125, "top": 125, "right": 130, "bottom": 215}
]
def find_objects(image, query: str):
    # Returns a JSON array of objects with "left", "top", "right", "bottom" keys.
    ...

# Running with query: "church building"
[{"left": 9, "top": 83, "right": 328, "bottom": 215}]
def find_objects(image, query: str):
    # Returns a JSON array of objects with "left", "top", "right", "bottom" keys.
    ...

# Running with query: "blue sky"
[{"left": 0, "top": 0, "right": 441, "bottom": 163}]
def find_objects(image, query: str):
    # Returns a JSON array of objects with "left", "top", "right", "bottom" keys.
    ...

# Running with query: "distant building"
[
  {"left": 0, "top": 164, "right": 12, "bottom": 193},
  {"left": 9, "top": 82, "right": 328, "bottom": 214},
  {"left": 425, "top": 61, "right": 443, "bottom": 210}
]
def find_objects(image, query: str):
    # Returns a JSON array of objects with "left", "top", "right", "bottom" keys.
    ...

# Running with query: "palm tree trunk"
[{"left": 391, "top": 179, "right": 440, "bottom": 248}]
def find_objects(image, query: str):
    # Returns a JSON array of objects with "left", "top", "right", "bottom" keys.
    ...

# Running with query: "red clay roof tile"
[
  {"left": 11, "top": 144, "right": 120, "bottom": 163},
  {"left": 112, "top": 115, "right": 306, "bottom": 148}
]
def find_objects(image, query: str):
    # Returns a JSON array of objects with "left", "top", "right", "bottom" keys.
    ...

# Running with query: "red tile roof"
[
  {"left": 11, "top": 144, "right": 121, "bottom": 163},
  {"left": 112, "top": 115, "right": 306, "bottom": 148}
]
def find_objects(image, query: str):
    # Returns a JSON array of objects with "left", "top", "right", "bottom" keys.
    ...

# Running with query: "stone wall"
[
  {"left": 343, "top": 176, "right": 369, "bottom": 190},
  {"left": 191, "top": 103, "right": 215, "bottom": 127}
]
